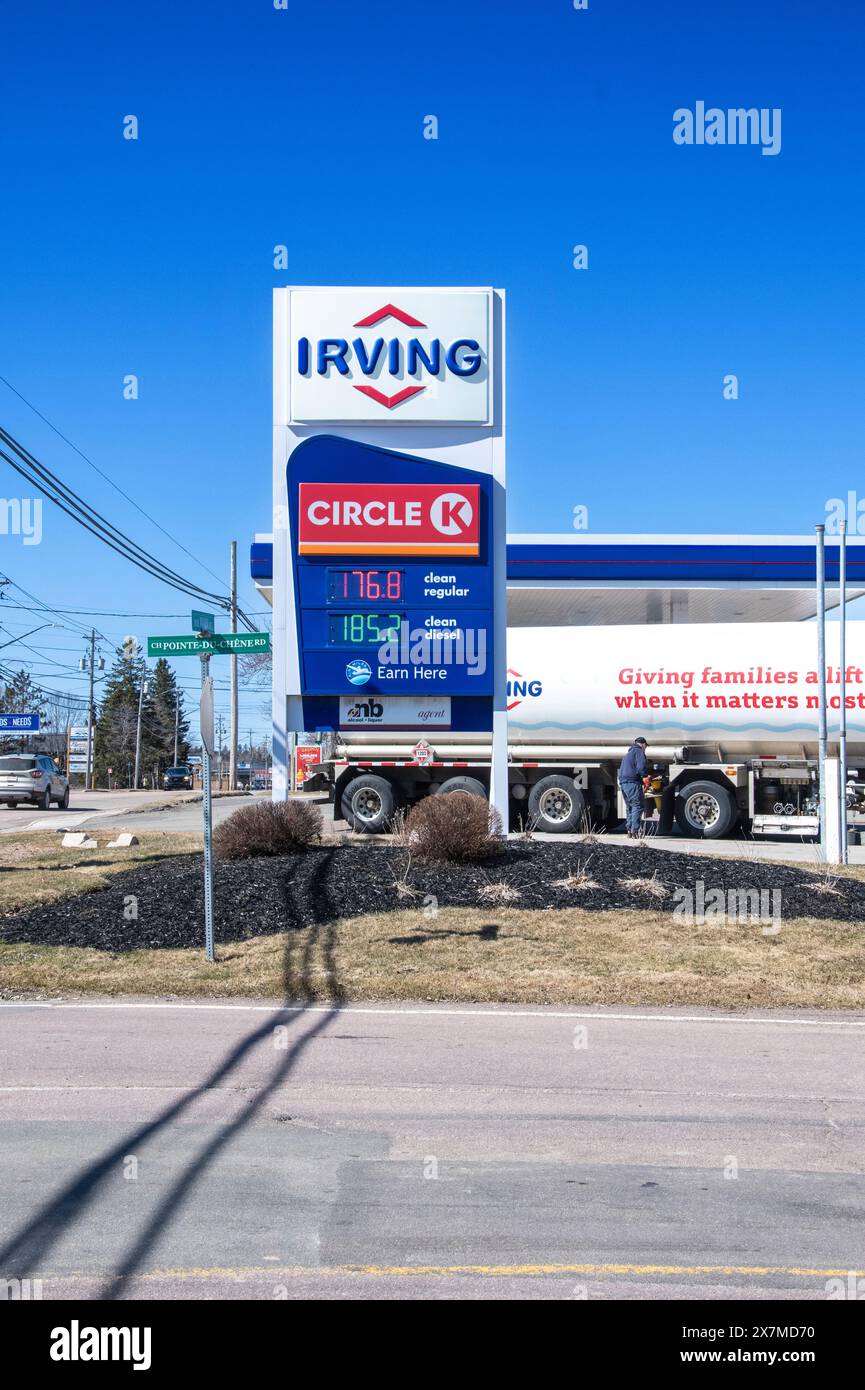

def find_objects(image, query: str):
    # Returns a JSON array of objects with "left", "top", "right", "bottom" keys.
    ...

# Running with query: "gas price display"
[
  {"left": 327, "top": 569, "right": 403, "bottom": 601},
  {"left": 327, "top": 612, "right": 404, "bottom": 647}
]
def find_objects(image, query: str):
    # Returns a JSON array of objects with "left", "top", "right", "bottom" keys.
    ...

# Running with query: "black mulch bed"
[{"left": 2, "top": 840, "right": 864, "bottom": 953}]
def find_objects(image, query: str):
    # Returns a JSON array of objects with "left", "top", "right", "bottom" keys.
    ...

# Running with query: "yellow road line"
[{"left": 53, "top": 1262, "right": 865, "bottom": 1281}]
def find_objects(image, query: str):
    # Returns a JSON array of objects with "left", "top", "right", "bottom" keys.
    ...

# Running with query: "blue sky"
[{"left": 0, "top": 0, "right": 863, "bottom": 734}]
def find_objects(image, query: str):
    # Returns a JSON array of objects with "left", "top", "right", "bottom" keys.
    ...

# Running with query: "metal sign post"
[
  {"left": 200, "top": 660, "right": 216, "bottom": 963},
  {"left": 839, "top": 520, "right": 848, "bottom": 864},
  {"left": 815, "top": 524, "right": 828, "bottom": 857}
]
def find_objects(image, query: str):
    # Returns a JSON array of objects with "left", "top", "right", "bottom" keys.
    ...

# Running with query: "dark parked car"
[{"left": 162, "top": 766, "right": 194, "bottom": 791}]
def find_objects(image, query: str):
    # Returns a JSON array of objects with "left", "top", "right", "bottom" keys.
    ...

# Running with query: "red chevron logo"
[
  {"left": 353, "top": 303, "right": 427, "bottom": 328},
  {"left": 352, "top": 383, "right": 426, "bottom": 410}
]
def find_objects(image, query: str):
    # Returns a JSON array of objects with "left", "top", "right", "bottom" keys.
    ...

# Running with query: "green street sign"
[
  {"left": 191, "top": 610, "right": 215, "bottom": 635},
  {"left": 147, "top": 633, "right": 271, "bottom": 657}
]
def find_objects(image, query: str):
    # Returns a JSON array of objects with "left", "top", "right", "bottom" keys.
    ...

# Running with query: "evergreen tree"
[
  {"left": 0, "top": 669, "right": 47, "bottom": 752},
  {"left": 150, "top": 658, "right": 190, "bottom": 767},
  {"left": 94, "top": 641, "right": 161, "bottom": 786}
]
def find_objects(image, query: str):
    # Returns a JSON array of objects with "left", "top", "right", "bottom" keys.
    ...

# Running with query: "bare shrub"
[
  {"left": 477, "top": 878, "right": 521, "bottom": 904},
  {"left": 388, "top": 807, "right": 417, "bottom": 849},
  {"left": 388, "top": 849, "right": 420, "bottom": 900},
  {"left": 553, "top": 855, "right": 600, "bottom": 892},
  {"left": 809, "top": 862, "right": 843, "bottom": 897},
  {"left": 405, "top": 791, "right": 503, "bottom": 864},
  {"left": 578, "top": 810, "right": 607, "bottom": 844},
  {"left": 514, "top": 811, "right": 539, "bottom": 841},
  {"left": 618, "top": 870, "right": 667, "bottom": 899},
  {"left": 213, "top": 800, "right": 322, "bottom": 861}
]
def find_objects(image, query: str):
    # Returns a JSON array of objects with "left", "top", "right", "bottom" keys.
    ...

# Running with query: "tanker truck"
[{"left": 312, "top": 622, "right": 865, "bottom": 839}]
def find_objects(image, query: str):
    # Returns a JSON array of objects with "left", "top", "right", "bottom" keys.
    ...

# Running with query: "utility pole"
[
  {"left": 133, "top": 670, "right": 148, "bottom": 790},
  {"left": 174, "top": 691, "right": 180, "bottom": 766},
  {"left": 78, "top": 629, "right": 104, "bottom": 789},
  {"left": 229, "top": 540, "right": 238, "bottom": 790},
  {"left": 85, "top": 629, "right": 96, "bottom": 790}
]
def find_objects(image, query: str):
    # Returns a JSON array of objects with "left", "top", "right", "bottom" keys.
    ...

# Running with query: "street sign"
[
  {"left": 200, "top": 676, "right": 215, "bottom": 757},
  {"left": 147, "top": 633, "right": 270, "bottom": 657},
  {"left": 192, "top": 610, "right": 215, "bottom": 636},
  {"left": 0, "top": 713, "right": 40, "bottom": 732}
]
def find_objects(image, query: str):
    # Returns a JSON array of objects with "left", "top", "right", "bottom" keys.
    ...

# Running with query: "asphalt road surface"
[
  {"left": 0, "top": 788, "right": 256, "bottom": 836},
  {"left": 12, "top": 786, "right": 862, "bottom": 864},
  {"left": 1, "top": 1000, "right": 863, "bottom": 1300}
]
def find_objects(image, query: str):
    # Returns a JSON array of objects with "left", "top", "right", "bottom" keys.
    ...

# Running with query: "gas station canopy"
[{"left": 252, "top": 532, "right": 864, "bottom": 626}]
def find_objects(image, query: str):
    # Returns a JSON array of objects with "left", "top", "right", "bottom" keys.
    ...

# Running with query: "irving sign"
[
  {"left": 287, "top": 288, "right": 493, "bottom": 425},
  {"left": 298, "top": 482, "right": 481, "bottom": 556}
]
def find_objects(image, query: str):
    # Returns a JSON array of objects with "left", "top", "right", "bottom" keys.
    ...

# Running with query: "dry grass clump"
[
  {"left": 477, "top": 879, "right": 521, "bottom": 904},
  {"left": 553, "top": 855, "right": 600, "bottom": 892},
  {"left": 213, "top": 800, "right": 322, "bottom": 860},
  {"left": 404, "top": 791, "right": 503, "bottom": 864},
  {"left": 618, "top": 870, "right": 667, "bottom": 899}
]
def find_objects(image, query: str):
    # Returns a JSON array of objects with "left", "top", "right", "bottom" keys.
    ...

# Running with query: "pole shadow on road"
[{"left": 0, "top": 849, "right": 345, "bottom": 1299}]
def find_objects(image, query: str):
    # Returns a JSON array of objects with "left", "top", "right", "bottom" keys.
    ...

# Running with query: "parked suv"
[
  {"left": 162, "top": 765, "right": 194, "bottom": 791},
  {"left": 0, "top": 754, "right": 70, "bottom": 810}
]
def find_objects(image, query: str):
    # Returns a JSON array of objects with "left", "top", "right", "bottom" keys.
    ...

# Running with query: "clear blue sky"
[{"left": 0, "top": 0, "right": 863, "bottom": 734}]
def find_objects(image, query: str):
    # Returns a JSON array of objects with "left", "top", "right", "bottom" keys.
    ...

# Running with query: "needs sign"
[
  {"left": 287, "top": 288, "right": 492, "bottom": 425},
  {"left": 0, "top": 713, "right": 39, "bottom": 732}
]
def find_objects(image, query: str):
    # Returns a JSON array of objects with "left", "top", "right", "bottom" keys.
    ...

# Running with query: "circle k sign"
[{"left": 298, "top": 482, "right": 481, "bottom": 556}]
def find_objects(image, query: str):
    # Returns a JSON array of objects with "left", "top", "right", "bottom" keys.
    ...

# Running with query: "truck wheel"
[
  {"left": 674, "top": 780, "right": 737, "bottom": 839},
  {"left": 340, "top": 774, "right": 396, "bottom": 833},
  {"left": 433, "top": 775, "right": 487, "bottom": 799},
  {"left": 528, "top": 775, "right": 586, "bottom": 833}
]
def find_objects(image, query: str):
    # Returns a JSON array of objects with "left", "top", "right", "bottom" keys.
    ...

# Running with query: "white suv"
[{"left": 0, "top": 754, "right": 70, "bottom": 810}]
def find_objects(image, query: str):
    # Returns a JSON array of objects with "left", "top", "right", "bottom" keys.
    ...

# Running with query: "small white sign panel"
[
  {"left": 288, "top": 288, "right": 493, "bottom": 425},
  {"left": 339, "top": 695, "right": 451, "bottom": 729}
]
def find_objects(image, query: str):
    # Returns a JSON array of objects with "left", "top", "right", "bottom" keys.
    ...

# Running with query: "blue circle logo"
[{"left": 346, "top": 659, "right": 372, "bottom": 686}]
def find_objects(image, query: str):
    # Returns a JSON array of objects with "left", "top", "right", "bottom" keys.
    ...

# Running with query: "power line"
[
  {"left": 0, "top": 574, "right": 100, "bottom": 640},
  {"left": 0, "top": 373, "right": 229, "bottom": 593},
  {"left": 0, "top": 604, "right": 272, "bottom": 619},
  {"left": 0, "top": 424, "right": 259, "bottom": 630}
]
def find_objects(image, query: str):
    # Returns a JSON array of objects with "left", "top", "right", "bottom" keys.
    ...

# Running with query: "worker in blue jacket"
[{"left": 619, "top": 737, "right": 650, "bottom": 837}]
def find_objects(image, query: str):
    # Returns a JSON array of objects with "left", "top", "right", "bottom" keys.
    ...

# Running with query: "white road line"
[{"left": 1, "top": 1001, "right": 864, "bottom": 1028}]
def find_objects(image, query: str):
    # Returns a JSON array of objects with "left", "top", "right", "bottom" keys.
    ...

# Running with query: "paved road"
[
  {"left": 1, "top": 1000, "right": 863, "bottom": 1300},
  {"left": 0, "top": 789, "right": 256, "bottom": 836},
  {"left": 6, "top": 786, "right": 863, "bottom": 864}
]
